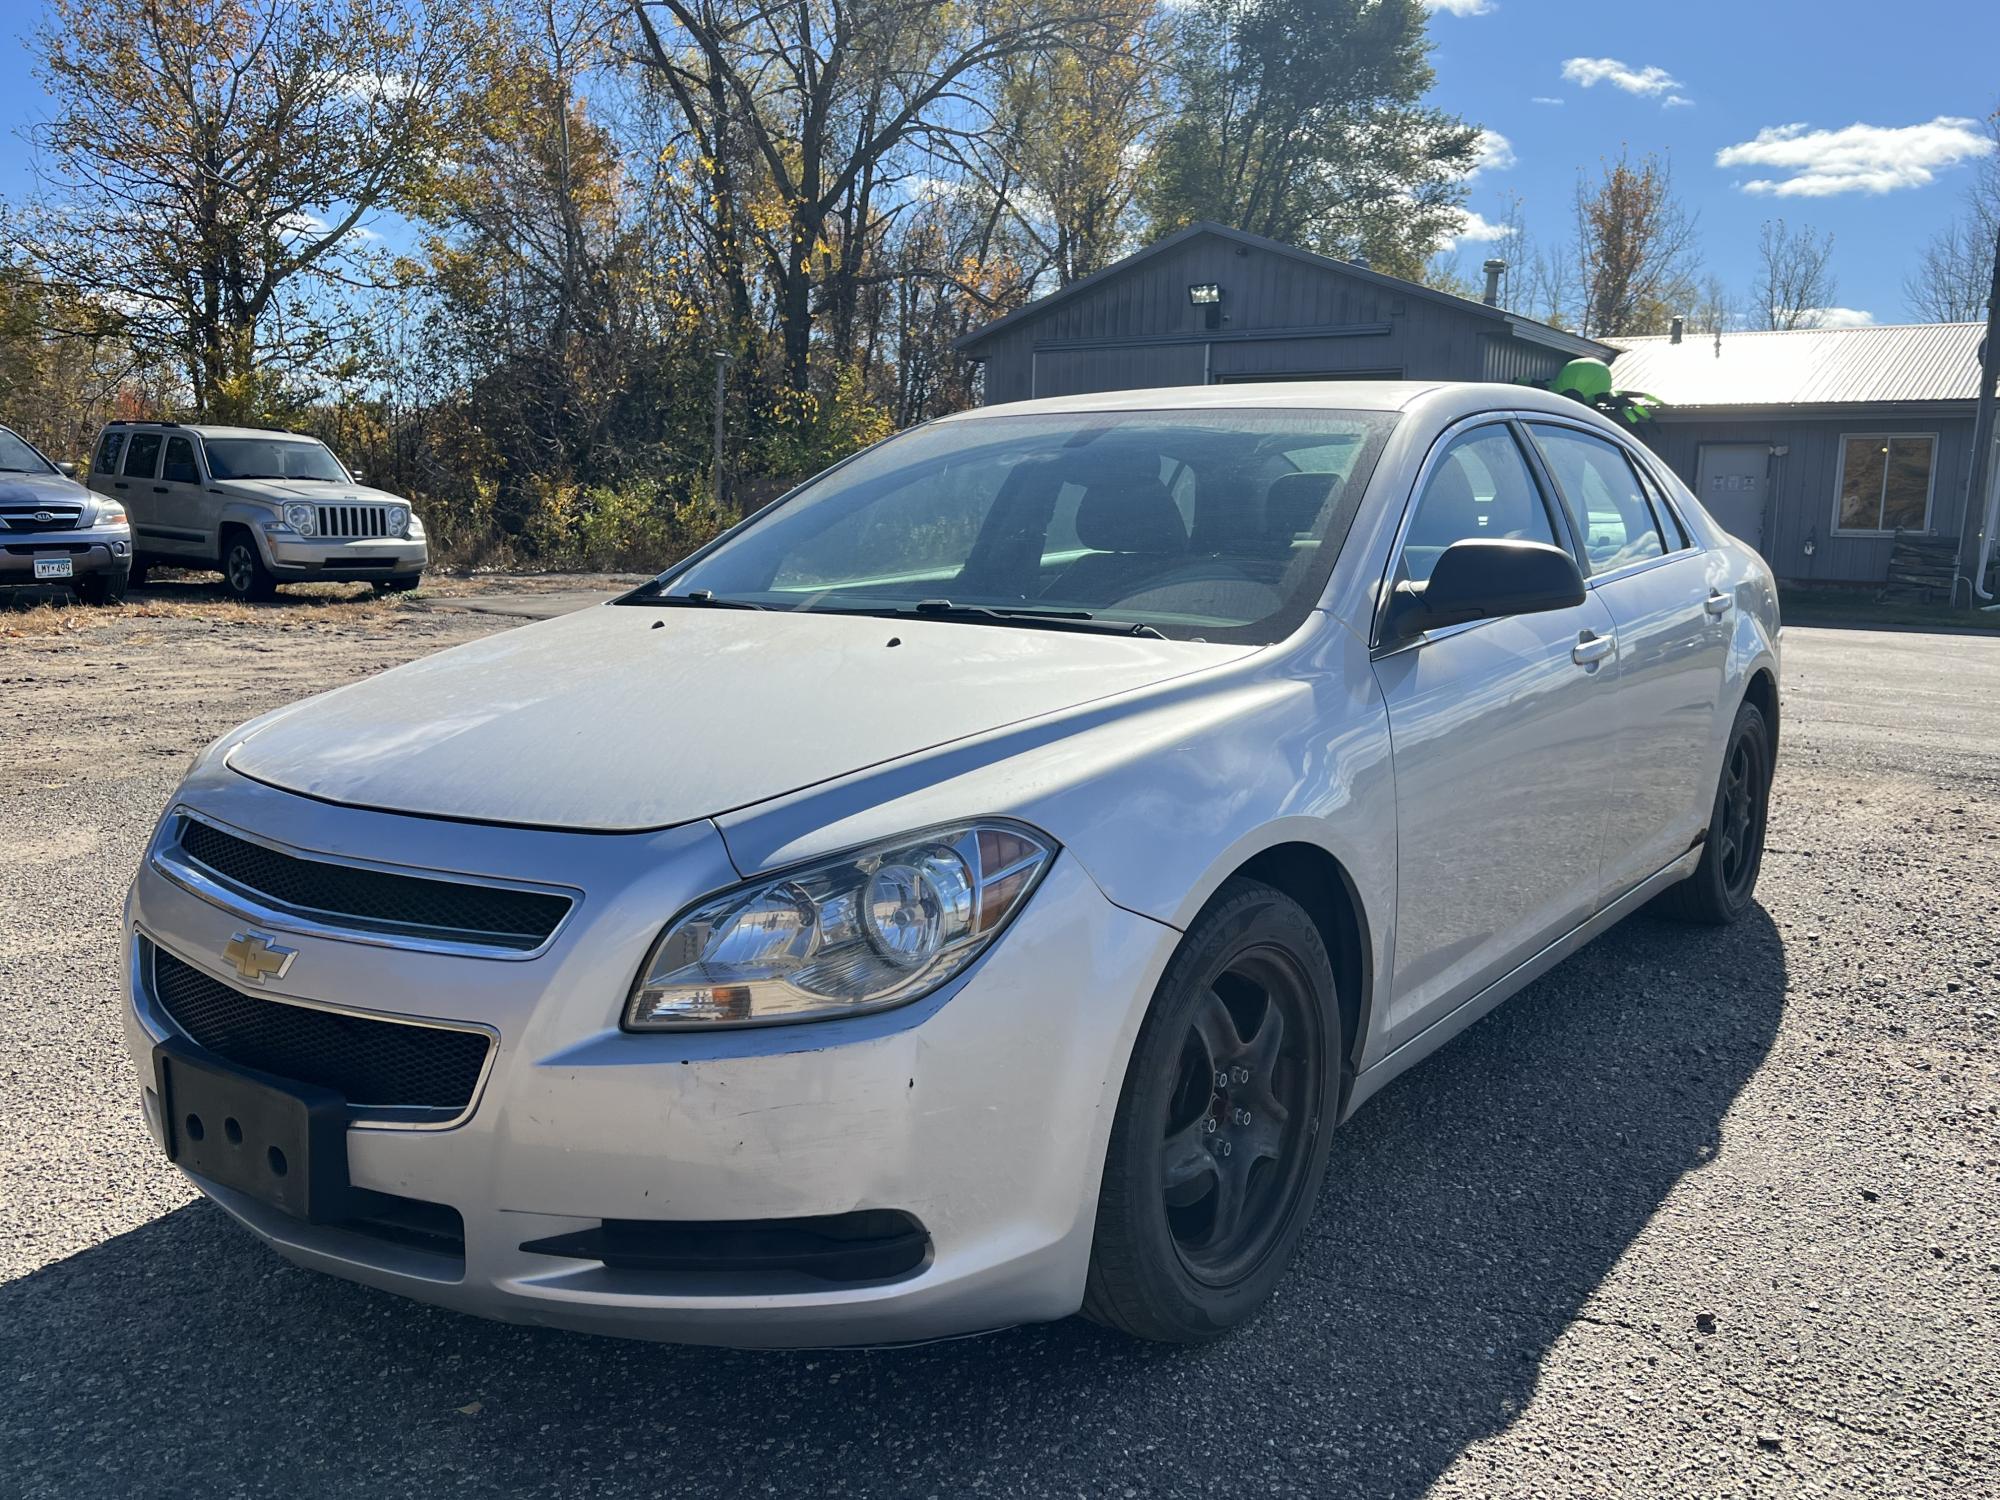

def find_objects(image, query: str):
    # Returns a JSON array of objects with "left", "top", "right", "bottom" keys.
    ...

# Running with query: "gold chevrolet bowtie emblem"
[{"left": 222, "top": 931, "right": 296, "bottom": 984}]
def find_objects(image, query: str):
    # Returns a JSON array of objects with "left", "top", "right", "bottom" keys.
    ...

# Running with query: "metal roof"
[
  {"left": 955, "top": 221, "right": 1614, "bottom": 362},
  {"left": 1607, "top": 322, "right": 1986, "bottom": 409}
]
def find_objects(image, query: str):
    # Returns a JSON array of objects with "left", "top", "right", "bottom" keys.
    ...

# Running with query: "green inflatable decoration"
[{"left": 1521, "top": 356, "right": 1662, "bottom": 428}]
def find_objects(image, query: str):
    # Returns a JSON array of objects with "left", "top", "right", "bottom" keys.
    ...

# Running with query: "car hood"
[
  {"left": 0, "top": 471, "right": 92, "bottom": 507},
  {"left": 213, "top": 479, "right": 411, "bottom": 506},
  {"left": 225, "top": 603, "right": 1255, "bottom": 831}
]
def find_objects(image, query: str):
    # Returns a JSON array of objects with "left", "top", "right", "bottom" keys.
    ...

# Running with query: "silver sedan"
[{"left": 121, "top": 382, "right": 1780, "bottom": 1346}]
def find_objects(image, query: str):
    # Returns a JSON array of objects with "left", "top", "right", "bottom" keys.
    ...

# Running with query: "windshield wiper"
[
  {"left": 631, "top": 588, "right": 768, "bottom": 610},
  {"left": 843, "top": 598, "right": 1166, "bottom": 639}
]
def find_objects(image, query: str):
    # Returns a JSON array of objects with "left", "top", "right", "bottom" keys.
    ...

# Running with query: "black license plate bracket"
[{"left": 153, "top": 1037, "right": 354, "bottom": 1223}]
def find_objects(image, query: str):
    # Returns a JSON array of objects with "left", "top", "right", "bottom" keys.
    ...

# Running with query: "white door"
[{"left": 1694, "top": 444, "right": 1768, "bottom": 550}]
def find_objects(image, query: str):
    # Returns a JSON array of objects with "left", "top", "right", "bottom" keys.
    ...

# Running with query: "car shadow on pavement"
[{"left": 3, "top": 908, "right": 1785, "bottom": 1498}]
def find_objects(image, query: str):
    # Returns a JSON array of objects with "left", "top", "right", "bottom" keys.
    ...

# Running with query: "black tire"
[
  {"left": 75, "top": 566, "right": 129, "bottom": 606},
  {"left": 220, "top": 529, "right": 276, "bottom": 601},
  {"left": 374, "top": 574, "right": 422, "bottom": 594},
  {"left": 1657, "top": 700, "right": 1772, "bottom": 925},
  {"left": 126, "top": 557, "right": 150, "bottom": 589},
  {"left": 1083, "top": 878, "right": 1342, "bottom": 1343}
]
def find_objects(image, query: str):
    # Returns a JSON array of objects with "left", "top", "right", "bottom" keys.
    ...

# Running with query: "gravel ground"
[{"left": 2, "top": 585, "right": 1994, "bottom": 1498}]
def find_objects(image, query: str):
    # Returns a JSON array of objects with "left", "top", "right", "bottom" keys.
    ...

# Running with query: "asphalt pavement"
[{"left": 1, "top": 602, "right": 1993, "bottom": 1498}]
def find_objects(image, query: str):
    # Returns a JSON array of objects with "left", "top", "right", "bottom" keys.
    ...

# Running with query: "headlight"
[
  {"left": 387, "top": 504, "right": 409, "bottom": 535},
  {"left": 92, "top": 502, "right": 127, "bottom": 528},
  {"left": 625, "top": 822, "right": 1054, "bottom": 1029},
  {"left": 282, "top": 502, "right": 317, "bottom": 535}
]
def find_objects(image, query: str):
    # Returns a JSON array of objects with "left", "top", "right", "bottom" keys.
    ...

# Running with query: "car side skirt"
[{"left": 1340, "top": 846, "right": 1704, "bottom": 1120}]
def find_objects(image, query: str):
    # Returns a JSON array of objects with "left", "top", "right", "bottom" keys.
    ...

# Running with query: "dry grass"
[{"left": 1, "top": 583, "right": 418, "bottom": 640}]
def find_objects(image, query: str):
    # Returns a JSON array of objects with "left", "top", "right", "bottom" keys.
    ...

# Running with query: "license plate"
[
  {"left": 34, "top": 557, "right": 72, "bottom": 579},
  {"left": 153, "top": 1038, "right": 354, "bottom": 1223}
]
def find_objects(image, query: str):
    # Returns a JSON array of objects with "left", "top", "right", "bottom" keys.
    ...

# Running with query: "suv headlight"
[
  {"left": 282, "top": 502, "right": 317, "bottom": 535},
  {"left": 92, "top": 501, "right": 127, "bottom": 528},
  {"left": 625, "top": 822, "right": 1054, "bottom": 1030},
  {"left": 387, "top": 504, "right": 409, "bottom": 535}
]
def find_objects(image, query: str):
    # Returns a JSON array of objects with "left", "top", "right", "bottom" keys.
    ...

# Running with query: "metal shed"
[
  {"left": 1610, "top": 323, "right": 1997, "bottom": 585},
  {"left": 955, "top": 222, "right": 1612, "bottom": 404}
]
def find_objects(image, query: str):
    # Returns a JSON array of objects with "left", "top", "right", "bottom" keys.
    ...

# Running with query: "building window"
[{"left": 1834, "top": 434, "right": 1936, "bottom": 535}]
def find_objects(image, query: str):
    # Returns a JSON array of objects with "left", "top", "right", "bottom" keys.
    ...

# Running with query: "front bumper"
[
  {"left": 257, "top": 529, "right": 427, "bottom": 582},
  {"left": 0, "top": 530, "right": 131, "bottom": 580},
  {"left": 120, "top": 767, "right": 1176, "bottom": 1347}
]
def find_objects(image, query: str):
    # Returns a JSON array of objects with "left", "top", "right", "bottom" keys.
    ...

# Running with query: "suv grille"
[
  {"left": 0, "top": 504, "right": 81, "bottom": 532},
  {"left": 175, "top": 816, "right": 570, "bottom": 951},
  {"left": 316, "top": 504, "right": 396, "bottom": 539},
  {"left": 151, "top": 948, "right": 490, "bottom": 1115}
]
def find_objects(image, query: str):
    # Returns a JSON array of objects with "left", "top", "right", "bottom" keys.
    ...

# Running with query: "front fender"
[{"left": 713, "top": 615, "right": 1398, "bottom": 1056}]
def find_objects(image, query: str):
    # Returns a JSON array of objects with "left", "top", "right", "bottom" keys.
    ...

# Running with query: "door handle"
[
  {"left": 1704, "top": 590, "right": 1731, "bottom": 616},
  {"left": 153, "top": 485, "right": 169, "bottom": 493},
  {"left": 1572, "top": 631, "right": 1615, "bottom": 666},
  {"left": 113, "top": 481, "right": 128, "bottom": 490}
]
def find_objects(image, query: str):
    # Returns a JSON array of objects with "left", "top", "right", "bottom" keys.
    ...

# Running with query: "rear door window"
[
  {"left": 1527, "top": 424, "right": 1666, "bottom": 572},
  {"left": 162, "top": 435, "right": 200, "bottom": 484},
  {"left": 122, "top": 432, "right": 164, "bottom": 479}
]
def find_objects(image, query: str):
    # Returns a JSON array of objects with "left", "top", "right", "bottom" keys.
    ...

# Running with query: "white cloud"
[
  {"left": 276, "top": 211, "right": 379, "bottom": 244},
  {"left": 1664, "top": 95, "right": 1694, "bottom": 109},
  {"left": 1465, "top": 129, "right": 1516, "bottom": 180},
  {"left": 1801, "top": 307, "right": 1876, "bottom": 328},
  {"left": 1561, "top": 57, "right": 1683, "bottom": 97},
  {"left": 1531, "top": 96, "right": 1564, "bottom": 107},
  {"left": 1716, "top": 116, "right": 1996, "bottom": 197},
  {"left": 1443, "top": 210, "right": 1510, "bottom": 250},
  {"left": 1426, "top": 0, "right": 1495, "bottom": 14}
]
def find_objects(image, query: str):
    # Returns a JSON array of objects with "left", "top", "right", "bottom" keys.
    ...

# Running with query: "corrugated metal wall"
[
  {"left": 1640, "top": 410, "right": 1980, "bottom": 583},
  {"left": 969, "top": 230, "right": 1559, "bottom": 403}
]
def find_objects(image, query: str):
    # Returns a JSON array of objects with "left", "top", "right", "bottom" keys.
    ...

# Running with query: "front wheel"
[
  {"left": 220, "top": 532, "right": 276, "bottom": 601},
  {"left": 1658, "top": 700, "right": 1772, "bottom": 924},
  {"left": 1083, "top": 878, "right": 1341, "bottom": 1343},
  {"left": 75, "top": 567, "right": 129, "bottom": 606}
]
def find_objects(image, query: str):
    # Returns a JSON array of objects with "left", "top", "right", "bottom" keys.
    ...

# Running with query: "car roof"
[
  {"left": 930, "top": 381, "right": 1612, "bottom": 428},
  {"left": 101, "top": 421, "right": 322, "bottom": 441}
]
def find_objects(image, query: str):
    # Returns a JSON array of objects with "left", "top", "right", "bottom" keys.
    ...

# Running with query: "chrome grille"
[
  {"left": 0, "top": 504, "right": 82, "bottom": 532},
  {"left": 315, "top": 503, "right": 396, "bottom": 539}
]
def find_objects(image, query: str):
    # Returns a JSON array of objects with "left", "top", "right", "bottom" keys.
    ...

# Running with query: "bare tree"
[
  {"left": 1906, "top": 104, "right": 1998, "bottom": 322},
  {"left": 1753, "top": 218, "right": 1836, "bottom": 329},
  {"left": 1692, "top": 273, "right": 1733, "bottom": 339}
]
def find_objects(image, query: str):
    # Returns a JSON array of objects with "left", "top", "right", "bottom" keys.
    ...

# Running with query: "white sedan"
[{"left": 122, "top": 382, "right": 1779, "bottom": 1346}]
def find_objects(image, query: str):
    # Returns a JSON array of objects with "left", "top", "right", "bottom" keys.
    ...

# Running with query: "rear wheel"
[
  {"left": 1084, "top": 879, "right": 1340, "bottom": 1343},
  {"left": 1658, "top": 700, "right": 1771, "bottom": 924},
  {"left": 220, "top": 530, "right": 275, "bottom": 601},
  {"left": 126, "top": 557, "right": 150, "bottom": 589}
]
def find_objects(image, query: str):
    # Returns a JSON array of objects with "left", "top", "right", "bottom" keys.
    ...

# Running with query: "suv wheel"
[
  {"left": 76, "top": 567, "right": 129, "bottom": 607},
  {"left": 1083, "top": 878, "right": 1341, "bottom": 1342},
  {"left": 220, "top": 530, "right": 276, "bottom": 601}
]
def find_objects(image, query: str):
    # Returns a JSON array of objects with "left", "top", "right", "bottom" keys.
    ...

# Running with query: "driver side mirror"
[
  {"left": 56, "top": 461, "right": 77, "bottom": 477},
  {"left": 1384, "top": 539, "right": 1585, "bottom": 642}
]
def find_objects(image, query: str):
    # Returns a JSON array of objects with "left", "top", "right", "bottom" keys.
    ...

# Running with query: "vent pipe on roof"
[
  {"left": 1481, "top": 258, "right": 1506, "bottom": 307},
  {"left": 1669, "top": 316, "right": 1684, "bottom": 345}
]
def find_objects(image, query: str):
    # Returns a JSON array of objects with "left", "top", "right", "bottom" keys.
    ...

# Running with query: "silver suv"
[
  {"left": 87, "top": 422, "right": 427, "bottom": 600},
  {"left": 0, "top": 422, "right": 133, "bottom": 604}
]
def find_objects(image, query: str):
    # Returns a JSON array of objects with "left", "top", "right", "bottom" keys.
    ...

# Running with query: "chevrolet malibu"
[{"left": 122, "top": 382, "right": 1779, "bottom": 1346}]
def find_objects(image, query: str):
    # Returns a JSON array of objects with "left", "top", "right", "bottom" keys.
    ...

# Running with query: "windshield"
[
  {"left": 653, "top": 408, "right": 1395, "bottom": 643},
  {"left": 0, "top": 427, "right": 56, "bottom": 475},
  {"left": 205, "top": 437, "right": 349, "bottom": 482}
]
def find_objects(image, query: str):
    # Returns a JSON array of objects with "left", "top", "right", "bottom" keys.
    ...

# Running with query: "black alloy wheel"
[
  {"left": 1659, "top": 699, "right": 1772, "bottom": 924},
  {"left": 1085, "top": 878, "right": 1341, "bottom": 1342}
]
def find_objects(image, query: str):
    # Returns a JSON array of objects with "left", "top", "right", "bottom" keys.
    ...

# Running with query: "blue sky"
[
  {"left": 2, "top": 0, "right": 1996, "bottom": 325},
  {"left": 1425, "top": 0, "right": 2000, "bottom": 323}
]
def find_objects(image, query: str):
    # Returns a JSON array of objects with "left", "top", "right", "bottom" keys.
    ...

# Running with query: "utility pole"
[
  {"left": 1955, "top": 228, "right": 2000, "bottom": 608},
  {"left": 711, "top": 350, "right": 732, "bottom": 509}
]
